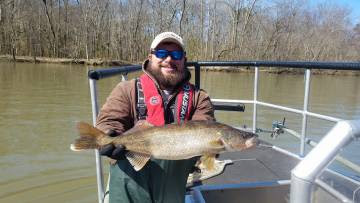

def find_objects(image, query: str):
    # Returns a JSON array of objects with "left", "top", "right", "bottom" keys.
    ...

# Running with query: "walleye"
[{"left": 71, "top": 120, "right": 258, "bottom": 171}]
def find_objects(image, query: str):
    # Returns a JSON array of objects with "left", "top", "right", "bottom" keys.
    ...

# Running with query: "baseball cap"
[{"left": 150, "top": 32, "right": 185, "bottom": 51}]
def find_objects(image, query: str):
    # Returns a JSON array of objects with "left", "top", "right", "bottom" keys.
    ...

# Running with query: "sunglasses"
[{"left": 151, "top": 49, "right": 185, "bottom": 60}]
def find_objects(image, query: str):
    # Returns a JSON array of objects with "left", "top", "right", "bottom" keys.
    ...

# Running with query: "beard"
[{"left": 147, "top": 61, "right": 189, "bottom": 90}]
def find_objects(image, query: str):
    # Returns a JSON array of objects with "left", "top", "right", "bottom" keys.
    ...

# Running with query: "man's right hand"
[{"left": 99, "top": 129, "right": 127, "bottom": 160}]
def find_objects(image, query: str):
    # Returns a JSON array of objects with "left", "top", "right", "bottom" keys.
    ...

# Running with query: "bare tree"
[{"left": 0, "top": 0, "right": 358, "bottom": 62}]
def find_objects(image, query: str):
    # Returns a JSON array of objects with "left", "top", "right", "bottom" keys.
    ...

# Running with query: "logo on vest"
[
  {"left": 183, "top": 84, "right": 191, "bottom": 91},
  {"left": 150, "top": 96, "right": 160, "bottom": 105}
]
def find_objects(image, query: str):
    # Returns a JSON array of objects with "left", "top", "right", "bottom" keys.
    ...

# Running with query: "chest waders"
[{"left": 109, "top": 74, "right": 196, "bottom": 203}]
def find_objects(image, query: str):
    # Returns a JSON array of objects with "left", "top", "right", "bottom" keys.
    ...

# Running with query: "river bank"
[
  {"left": 1, "top": 55, "right": 359, "bottom": 76},
  {"left": 0, "top": 55, "right": 132, "bottom": 66},
  {"left": 202, "top": 66, "right": 360, "bottom": 76}
]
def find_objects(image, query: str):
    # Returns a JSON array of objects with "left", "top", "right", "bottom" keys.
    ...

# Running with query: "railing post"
[
  {"left": 89, "top": 78, "right": 105, "bottom": 203},
  {"left": 253, "top": 66, "right": 259, "bottom": 133},
  {"left": 301, "top": 69, "right": 311, "bottom": 156},
  {"left": 195, "top": 63, "right": 201, "bottom": 89}
]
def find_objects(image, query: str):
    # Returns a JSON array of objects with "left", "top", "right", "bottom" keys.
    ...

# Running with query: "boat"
[{"left": 87, "top": 61, "right": 360, "bottom": 203}]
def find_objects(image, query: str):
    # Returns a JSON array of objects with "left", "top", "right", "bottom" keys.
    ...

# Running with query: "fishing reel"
[
  {"left": 270, "top": 117, "right": 286, "bottom": 139},
  {"left": 250, "top": 117, "right": 287, "bottom": 139}
]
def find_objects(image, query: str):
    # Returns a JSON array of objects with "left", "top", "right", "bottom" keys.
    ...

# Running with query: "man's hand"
[
  {"left": 99, "top": 129, "right": 127, "bottom": 160},
  {"left": 190, "top": 165, "right": 201, "bottom": 174},
  {"left": 99, "top": 144, "right": 126, "bottom": 160}
]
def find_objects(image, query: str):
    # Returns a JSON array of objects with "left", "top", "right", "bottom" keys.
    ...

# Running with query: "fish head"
[{"left": 220, "top": 128, "right": 259, "bottom": 151}]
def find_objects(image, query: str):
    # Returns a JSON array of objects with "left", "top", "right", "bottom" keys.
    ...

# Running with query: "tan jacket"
[{"left": 96, "top": 60, "right": 215, "bottom": 134}]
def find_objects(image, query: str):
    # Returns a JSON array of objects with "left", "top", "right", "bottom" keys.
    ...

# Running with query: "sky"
[{"left": 312, "top": 0, "right": 360, "bottom": 24}]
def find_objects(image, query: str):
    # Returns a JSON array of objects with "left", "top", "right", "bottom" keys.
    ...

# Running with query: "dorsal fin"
[
  {"left": 125, "top": 151, "right": 151, "bottom": 171},
  {"left": 123, "top": 120, "right": 154, "bottom": 135}
]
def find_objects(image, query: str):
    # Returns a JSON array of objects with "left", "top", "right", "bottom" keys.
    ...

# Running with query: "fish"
[{"left": 70, "top": 120, "right": 259, "bottom": 171}]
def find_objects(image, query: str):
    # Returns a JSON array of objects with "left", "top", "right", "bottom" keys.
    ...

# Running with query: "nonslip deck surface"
[
  {"left": 200, "top": 146, "right": 299, "bottom": 185},
  {"left": 188, "top": 145, "right": 360, "bottom": 202}
]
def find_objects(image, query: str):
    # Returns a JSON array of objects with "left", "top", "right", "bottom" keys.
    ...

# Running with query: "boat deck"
[{"left": 186, "top": 144, "right": 360, "bottom": 203}]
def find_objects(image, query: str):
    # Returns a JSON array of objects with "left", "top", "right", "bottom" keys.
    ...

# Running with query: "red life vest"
[{"left": 138, "top": 74, "right": 194, "bottom": 126}]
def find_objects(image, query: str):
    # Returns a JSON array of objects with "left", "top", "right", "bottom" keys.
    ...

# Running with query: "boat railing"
[
  {"left": 290, "top": 120, "right": 360, "bottom": 203},
  {"left": 87, "top": 60, "right": 360, "bottom": 203}
]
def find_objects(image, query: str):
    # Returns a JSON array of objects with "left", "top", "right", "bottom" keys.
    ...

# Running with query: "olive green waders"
[{"left": 108, "top": 158, "right": 197, "bottom": 203}]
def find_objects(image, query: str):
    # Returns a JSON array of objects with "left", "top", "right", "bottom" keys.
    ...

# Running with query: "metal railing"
[
  {"left": 87, "top": 60, "right": 360, "bottom": 203},
  {"left": 290, "top": 120, "right": 360, "bottom": 203},
  {"left": 187, "top": 61, "right": 360, "bottom": 155},
  {"left": 88, "top": 66, "right": 141, "bottom": 203}
]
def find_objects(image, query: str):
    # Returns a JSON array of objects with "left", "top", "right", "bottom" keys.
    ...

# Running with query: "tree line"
[{"left": 0, "top": 0, "right": 359, "bottom": 63}]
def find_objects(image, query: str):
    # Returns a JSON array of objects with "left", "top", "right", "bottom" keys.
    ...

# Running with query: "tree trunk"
[
  {"left": 42, "top": 0, "right": 56, "bottom": 56},
  {"left": 179, "top": 0, "right": 186, "bottom": 36}
]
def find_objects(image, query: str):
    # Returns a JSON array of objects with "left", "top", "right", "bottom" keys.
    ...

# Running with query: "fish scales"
[
  {"left": 146, "top": 126, "right": 221, "bottom": 160},
  {"left": 112, "top": 122, "right": 231, "bottom": 159},
  {"left": 71, "top": 120, "right": 259, "bottom": 171}
]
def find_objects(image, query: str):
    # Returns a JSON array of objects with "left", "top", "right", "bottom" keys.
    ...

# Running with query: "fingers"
[
  {"left": 99, "top": 144, "right": 115, "bottom": 156},
  {"left": 191, "top": 166, "right": 201, "bottom": 173},
  {"left": 111, "top": 145, "right": 126, "bottom": 160},
  {"left": 99, "top": 143, "right": 126, "bottom": 160}
]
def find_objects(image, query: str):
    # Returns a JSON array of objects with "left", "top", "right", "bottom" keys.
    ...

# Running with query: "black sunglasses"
[{"left": 151, "top": 49, "right": 185, "bottom": 60}]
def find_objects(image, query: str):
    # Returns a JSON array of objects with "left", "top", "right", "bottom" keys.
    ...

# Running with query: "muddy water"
[{"left": 0, "top": 62, "right": 359, "bottom": 202}]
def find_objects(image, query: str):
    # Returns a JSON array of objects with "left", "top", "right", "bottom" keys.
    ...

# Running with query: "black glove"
[
  {"left": 99, "top": 144, "right": 126, "bottom": 160},
  {"left": 99, "top": 129, "right": 127, "bottom": 160},
  {"left": 190, "top": 156, "right": 202, "bottom": 173},
  {"left": 190, "top": 165, "right": 201, "bottom": 173}
]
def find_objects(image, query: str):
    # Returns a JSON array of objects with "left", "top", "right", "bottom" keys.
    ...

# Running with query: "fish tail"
[
  {"left": 70, "top": 122, "right": 108, "bottom": 151},
  {"left": 70, "top": 136, "right": 99, "bottom": 151}
]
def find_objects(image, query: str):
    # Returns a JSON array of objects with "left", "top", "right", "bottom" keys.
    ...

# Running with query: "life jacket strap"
[
  {"left": 136, "top": 78, "right": 147, "bottom": 120},
  {"left": 175, "top": 83, "right": 193, "bottom": 124}
]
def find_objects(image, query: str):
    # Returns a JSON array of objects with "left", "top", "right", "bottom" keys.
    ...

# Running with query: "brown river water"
[{"left": 0, "top": 61, "right": 359, "bottom": 202}]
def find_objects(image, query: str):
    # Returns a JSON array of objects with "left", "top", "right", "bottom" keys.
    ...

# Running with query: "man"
[{"left": 96, "top": 32, "right": 215, "bottom": 203}]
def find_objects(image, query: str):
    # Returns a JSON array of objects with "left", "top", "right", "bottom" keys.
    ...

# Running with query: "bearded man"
[{"left": 96, "top": 32, "right": 215, "bottom": 203}]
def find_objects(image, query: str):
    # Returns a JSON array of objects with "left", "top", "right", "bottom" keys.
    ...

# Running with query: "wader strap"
[{"left": 136, "top": 78, "right": 147, "bottom": 120}]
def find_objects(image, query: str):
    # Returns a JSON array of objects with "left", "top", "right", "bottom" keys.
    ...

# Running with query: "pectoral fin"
[
  {"left": 199, "top": 154, "right": 217, "bottom": 171},
  {"left": 125, "top": 152, "right": 151, "bottom": 171},
  {"left": 209, "top": 138, "right": 225, "bottom": 150}
]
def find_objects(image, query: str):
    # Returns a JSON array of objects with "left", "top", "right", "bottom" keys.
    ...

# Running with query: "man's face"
[{"left": 147, "top": 42, "right": 187, "bottom": 90}]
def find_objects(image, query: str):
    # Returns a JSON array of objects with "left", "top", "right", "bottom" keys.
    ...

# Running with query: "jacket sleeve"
[
  {"left": 191, "top": 89, "right": 216, "bottom": 121},
  {"left": 96, "top": 80, "right": 135, "bottom": 135}
]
